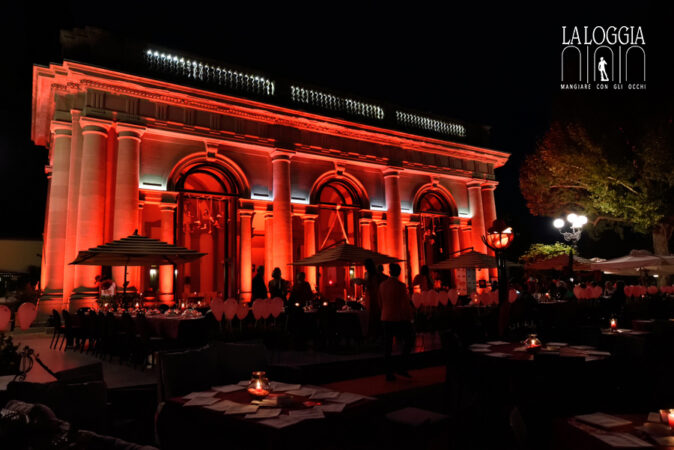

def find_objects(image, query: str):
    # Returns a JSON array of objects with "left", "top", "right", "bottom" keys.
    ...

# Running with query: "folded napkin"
[
  {"left": 286, "top": 388, "right": 318, "bottom": 397},
  {"left": 204, "top": 400, "right": 243, "bottom": 412},
  {"left": 212, "top": 384, "right": 245, "bottom": 393},
  {"left": 310, "top": 391, "right": 340, "bottom": 400},
  {"left": 183, "top": 391, "right": 217, "bottom": 399},
  {"left": 245, "top": 408, "right": 282, "bottom": 419},
  {"left": 486, "top": 341, "right": 509, "bottom": 345},
  {"left": 270, "top": 382, "right": 302, "bottom": 392},
  {"left": 316, "top": 403, "right": 346, "bottom": 413},
  {"left": 183, "top": 397, "right": 221, "bottom": 407},
  {"left": 224, "top": 404, "right": 259, "bottom": 415}
]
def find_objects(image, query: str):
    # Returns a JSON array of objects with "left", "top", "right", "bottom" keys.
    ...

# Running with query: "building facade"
[{"left": 32, "top": 47, "right": 509, "bottom": 316}]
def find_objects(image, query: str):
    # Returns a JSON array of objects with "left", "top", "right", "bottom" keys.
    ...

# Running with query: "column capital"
[
  {"left": 239, "top": 209, "right": 255, "bottom": 218},
  {"left": 264, "top": 212, "right": 274, "bottom": 220},
  {"left": 467, "top": 180, "right": 483, "bottom": 189},
  {"left": 271, "top": 149, "right": 295, "bottom": 162},
  {"left": 406, "top": 222, "right": 420, "bottom": 230},
  {"left": 80, "top": 117, "right": 112, "bottom": 136},
  {"left": 159, "top": 203, "right": 178, "bottom": 213},
  {"left": 383, "top": 168, "right": 401, "bottom": 178},
  {"left": 359, "top": 217, "right": 373, "bottom": 225},
  {"left": 376, "top": 220, "right": 388, "bottom": 227},
  {"left": 481, "top": 182, "right": 498, "bottom": 191},
  {"left": 449, "top": 223, "right": 462, "bottom": 230},
  {"left": 301, "top": 214, "right": 318, "bottom": 222},
  {"left": 116, "top": 123, "right": 146, "bottom": 141},
  {"left": 50, "top": 120, "right": 72, "bottom": 136}
]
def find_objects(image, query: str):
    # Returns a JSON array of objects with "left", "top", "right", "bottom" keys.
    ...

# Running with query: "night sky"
[{"left": 1, "top": 1, "right": 671, "bottom": 261}]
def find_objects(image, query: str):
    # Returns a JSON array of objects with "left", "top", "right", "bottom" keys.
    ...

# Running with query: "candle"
[
  {"left": 668, "top": 410, "right": 674, "bottom": 428},
  {"left": 135, "top": 302, "right": 139, "bottom": 308},
  {"left": 610, "top": 318, "right": 617, "bottom": 331},
  {"left": 294, "top": 302, "right": 300, "bottom": 307},
  {"left": 323, "top": 301, "right": 328, "bottom": 307},
  {"left": 181, "top": 302, "right": 185, "bottom": 309}
]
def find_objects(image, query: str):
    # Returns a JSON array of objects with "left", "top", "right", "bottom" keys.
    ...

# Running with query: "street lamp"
[
  {"left": 482, "top": 219, "right": 514, "bottom": 305},
  {"left": 553, "top": 213, "right": 587, "bottom": 280}
]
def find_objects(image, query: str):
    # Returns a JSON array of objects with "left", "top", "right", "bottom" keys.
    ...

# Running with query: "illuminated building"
[{"left": 31, "top": 29, "right": 509, "bottom": 315}]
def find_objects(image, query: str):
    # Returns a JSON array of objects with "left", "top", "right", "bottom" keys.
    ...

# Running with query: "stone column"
[
  {"left": 467, "top": 182, "right": 487, "bottom": 253},
  {"left": 63, "top": 110, "right": 83, "bottom": 307},
  {"left": 158, "top": 204, "right": 176, "bottom": 303},
  {"left": 72, "top": 118, "right": 110, "bottom": 309},
  {"left": 264, "top": 212, "right": 274, "bottom": 282},
  {"left": 302, "top": 215, "right": 317, "bottom": 290},
  {"left": 481, "top": 183, "right": 499, "bottom": 279},
  {"left": 460, "top": 227, "right": 473, "bottom": 253},
  {"left": 271, "top": 150, "right": 293, "bottom": 280},
  {"left": 359, "top": 218, "right": 373, "bottom": 250},
  {"left": 40, "top": 121, "right": 72, "bottom": 317},
  {"left": 384, "top": 170, "right": 404, "bottom": 261},
  {"left": 376, "top": 221, "right": 388, "bottom": 255},
  {"left": 450, "top": 225, "right": 462, "bottom": 288},
  {"left": 199, "top": 231, "right": 214, "bottom": 297},
  {"left": 112, "top": 124, "right": 144, "bottom": 288},
  {"left": 239, "top": 210, "right": 254, "bottom": 302},
  {"left": 407, "top": 223, "right": 420, "bottom": 281}
]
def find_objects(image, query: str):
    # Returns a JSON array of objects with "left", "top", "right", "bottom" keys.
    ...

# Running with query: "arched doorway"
[
  {"left": 312, "top": 178, "right": 364, "bottom": 300},
  {"left": 175, "top": 164, "right": 239, "bottom": 299}
]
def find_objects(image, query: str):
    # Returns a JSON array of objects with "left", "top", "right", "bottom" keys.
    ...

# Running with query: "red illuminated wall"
[{"left": 32, "top": 61, "right": 509, "bottom": 316}]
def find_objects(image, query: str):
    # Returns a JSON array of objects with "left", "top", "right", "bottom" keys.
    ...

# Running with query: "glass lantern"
[
  {"left": 247, "top": 371, "right": 271, "bottom": 399},
  {"left": 523, "top": 334, "right": 542, "bottom": 353}
]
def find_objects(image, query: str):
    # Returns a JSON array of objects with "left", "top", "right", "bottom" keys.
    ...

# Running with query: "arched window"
[
  {"left": 174, "top": 164, "right": 239, "bottom": 299},
  {"left": 415, "top": 189, "right": 455, "bottom": 268}
]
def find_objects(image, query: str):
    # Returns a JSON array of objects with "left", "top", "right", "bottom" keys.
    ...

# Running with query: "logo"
[{"left": 560, "top": 26, "right": 646, "bottom": 91}]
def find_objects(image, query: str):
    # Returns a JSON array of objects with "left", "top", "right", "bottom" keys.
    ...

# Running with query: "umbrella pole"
[{"left": 123, "top": 265, "right": 128, "bottom": 297}]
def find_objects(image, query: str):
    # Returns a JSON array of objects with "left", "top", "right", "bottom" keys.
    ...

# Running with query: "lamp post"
[
  {"left": 553, "top": 213, "right": 587, "bottom": 281},
  {"left": 482, "top": 219, "right": 514, "bottom": 305}
]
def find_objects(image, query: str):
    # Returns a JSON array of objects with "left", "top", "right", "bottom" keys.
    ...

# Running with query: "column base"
[
  {"left": 38, "top": 291, "right": 63, "bottom": 321},
  {"left": 240, "top": 291, "right": 252, "bottom": 303},
  {"left": 158, "top": 292, "right": 174, "bottom": 304},
  {"left": 69, "top": 286, "right": 99, "bottom": 312}
]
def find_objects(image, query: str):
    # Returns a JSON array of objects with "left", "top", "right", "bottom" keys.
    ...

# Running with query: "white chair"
[
  {"left": 210, "top": 297, "right": 225, "bottom": 322},
  {"left": 448, "top": 289, "right": 459, "bottom": 306},
  {"left": 16, "top": 302, "right": 37, "bottom": 330},
  {"left": 411, "top": 292, "right": 423, "bottom": 309},
  {"left": 269, "top": 297, "right": 284, "bottom": 319},
  {"left": 261, "top": 299, "right": 272, "bottom": 320},
  {"left": 437, "top": 291, "right": 449, "bottom": 306},
  {"left": 0, "top": 305, "right": 10, "bottom": 331}
]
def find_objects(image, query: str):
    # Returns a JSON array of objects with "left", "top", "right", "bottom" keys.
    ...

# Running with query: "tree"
[
  {"left": 520, "top": 119, "right": 674, "bottom": 255},
  {"left": 519, "top": 243, "right": 572, "bottom": 264}
]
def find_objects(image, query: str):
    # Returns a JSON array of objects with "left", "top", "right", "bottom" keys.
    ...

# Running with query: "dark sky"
[{"left": 1, "top": 1, "right": 671, "bottom": 260}]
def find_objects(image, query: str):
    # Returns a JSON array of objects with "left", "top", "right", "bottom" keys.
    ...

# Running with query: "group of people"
[{"left": 250, "top": 266, "right": 313, "bottom": 306}]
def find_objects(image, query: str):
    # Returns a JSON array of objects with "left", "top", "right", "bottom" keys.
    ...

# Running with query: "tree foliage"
[
  {"left": 519, "top": 242, "right": 572, "bottom": 264},
  {"left": 520, "top": 119, "right": 674, "bottom": 254}
]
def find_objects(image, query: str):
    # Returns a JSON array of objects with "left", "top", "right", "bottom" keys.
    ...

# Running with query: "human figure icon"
[{"left": 598, "top": 57, "right": 609, "bottom": 82}]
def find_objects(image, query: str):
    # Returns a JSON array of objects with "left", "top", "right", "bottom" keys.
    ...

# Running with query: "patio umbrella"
[
  {"left": 525, "top": 254, "right": 594, "bottom": 271},
  {"left": 291, "top": 241, "right": 402, "bottom": 267},
  {"left": 70, "top": 231, "right": 206, "bottom": 295},
  {"left": 429, "top": 250, "right": 496, "bottom": 270},
  {"left": 590, "top": 249, "right": 674, "bottom": 274}
]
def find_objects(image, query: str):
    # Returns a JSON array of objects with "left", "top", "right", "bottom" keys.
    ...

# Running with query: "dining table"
[
  {"left": 552, "top": 412, "right": 674, "bottom": 449},
  {"left": 156, "top": 381, "right": 376, "bottom": 450}
]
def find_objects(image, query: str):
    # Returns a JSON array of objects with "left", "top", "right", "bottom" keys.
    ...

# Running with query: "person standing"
[
  {"left": 268, "top": 267, "right": 289, "bottom": 302},
  {"left": 290, "top": 271, "right": 313, "bottom": 306},
  {"left": 378, "top": 262, "right": 414, "bottom": 381},
  {"left": 363, "top": 258, "right": 386, "bottom": 339},
  {"left": 251, "top": 266, "right": 268, "bottom": 301},
  {"left": 412, "top": 265, "right": 433, "bottom": 293}
]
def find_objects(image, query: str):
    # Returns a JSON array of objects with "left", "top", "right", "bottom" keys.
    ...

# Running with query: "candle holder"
[
  {"left": 523, "top": 334, "right": 542, "bottom": 354},
  {"left": 247, "top": 371, "right": 271, "bottom": 399},
  {"left": 610, "top": 317, "right": 618, "bottom": 333}
]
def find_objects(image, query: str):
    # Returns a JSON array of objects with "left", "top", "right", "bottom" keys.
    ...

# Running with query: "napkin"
[
  {"left": 330, "top": 392, "right": 372, "bottom": 405},
  {"left": 309, "top": 391, "right": 340, "bottom": 400},
  {"left": 286, "top": 388, "right": 318, "bottom": 397},
  {"left": 212, "top": 384, "right": 245, "bottom": 393},
  {"left": 547, "top": 342, "right": 568, "bottom": 347},
  {"left": 570, "top": 345, "right": 595, "bottom": 350},
  {"left": 575, "top": 413, "right": 632, "bottom": 429},
  {"left": 486, "top": 352, "right": 510, "bottom": 358},
  {"left": 259, "top": 415, "right": 306, "bottom": 429},
  {"left": 183, "top": 391, "right": 217, "bottom": 399},
  {"left": 591, "top": 432, "right": 653, "bottom": 448},
  {"left": 585, "top": 350, "right": 611, "bottom": 356},
  {"left": 486, "top": 341, "right": 509, "bottom": 345},
  {"left": 288, "top": 409, "right": 325, "bottom": 419},
  {"left": 270, "top": 382, "right": 302, "bottom": 392},
  {"left": 204, "top": 400, "right": 243, "bottom": 412},
  {"left": 183, "top": 397, "right": 221, "bottom": 407},
  {"left": 470, "top": 348, "right": 491, "bottom": 353},
  {"left": 245, "top": 408, "right": 282, "bottom": 419},
  {"left": 224, "top": 404, "right": 259, "bottom": 415},
  {"left": 316, "top": 403, "right": 346, "bottom": 413}
]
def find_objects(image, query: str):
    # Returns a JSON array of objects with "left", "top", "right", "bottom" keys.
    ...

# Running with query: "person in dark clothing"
[
  {"left": 251, "top": 266, "right": 268, "bottom": 300},
  {"left": 290, "top": 271, "right": 313, "bottom": 306},
  {"left": 268, "top": 267, "right": 289, "bottom": 301},
  {"left": 364, "top": 258, "right": 386, "bottom": 339}
]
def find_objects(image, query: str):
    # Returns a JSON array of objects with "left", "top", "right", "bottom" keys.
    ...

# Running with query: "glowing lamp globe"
[
  {"left": 553, "top": 218, "right": 565, "bottom": 229},
  {"left": 485, "top": 220, "right": 514, "bottom": 250}
]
